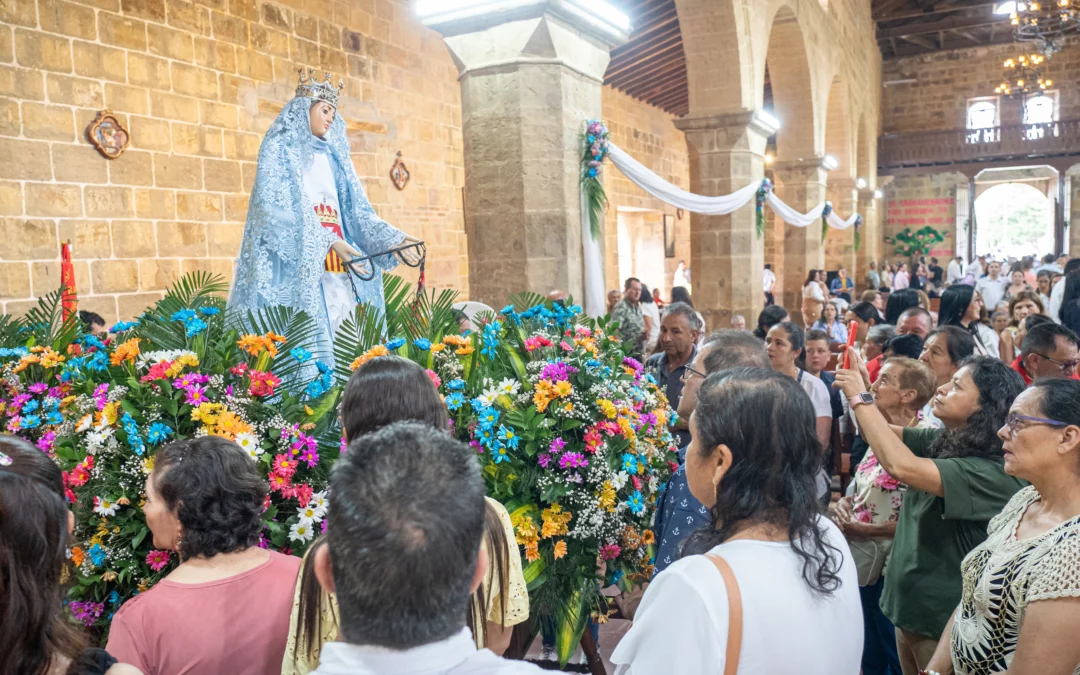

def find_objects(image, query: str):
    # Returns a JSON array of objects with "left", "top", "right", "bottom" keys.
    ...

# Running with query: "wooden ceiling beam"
[
  {"left": 608, "top": 51, "right": 685, "bottom": 89},
  {"left": 611, "top": 14, "right": 679, "bottom": 57},
  {"left": 605, "top": 40, "right": 684, "bottom": 81},
  {"left": 873, "top": 0, "right": 914, "bottom": 20},
  {"left": 885, "top": 27, "right": 1015, "bottom": 57},
  {"left": 875, "top": 0, "right": 998, "bottom": 22},
  {"left": 900, "top": 33, "right": 939, "bottom": 49},
  {"left": 636, "top": 71, "right": 688, "bottom": 101},
  {"left": 877, "top": 13, "right": 1005, "bottom": 39}
]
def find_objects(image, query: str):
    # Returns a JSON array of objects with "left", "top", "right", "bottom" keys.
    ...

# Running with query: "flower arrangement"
[
  {"left": 2, "top": 278, "right": 677, "bottom": 667},
  {"left": 0, "top": 276, "right": 342, "bottom": 629},
  {"left": 347, "top": 295, "right": 678, "bottom": 664},
  {"left": 580, "top": 119, "right": 611, "bottom": 241},
  {"left": 886, "top": 225, "right": 946, "bottom": 257}
]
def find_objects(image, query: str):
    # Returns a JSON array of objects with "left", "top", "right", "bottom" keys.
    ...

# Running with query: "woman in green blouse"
[{"left": 835, "top": 354, "right": 1027, "bottom": 675}]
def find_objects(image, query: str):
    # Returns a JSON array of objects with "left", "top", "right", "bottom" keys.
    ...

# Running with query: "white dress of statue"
[{"left": 228, "top": 69, "right": 420, "bottom": 363}]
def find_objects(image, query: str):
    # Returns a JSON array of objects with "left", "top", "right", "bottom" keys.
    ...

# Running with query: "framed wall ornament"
[
  {"left": 390, "top": 151, "right": 410, "bottom": 190},
  {"left": 86, "top": 111, "right": 130, "bottom": 159}
]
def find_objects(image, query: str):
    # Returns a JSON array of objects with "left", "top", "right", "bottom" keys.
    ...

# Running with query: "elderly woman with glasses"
[
  {"left": 835, "top": 354, "right": 1027, "bottom": 675},
  {"left": 922, "top": 379, "right": 1080, "bottom": 675}
]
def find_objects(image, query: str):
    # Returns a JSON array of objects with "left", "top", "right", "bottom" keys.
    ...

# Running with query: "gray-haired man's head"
[
  {"left": 316, "top": 422, "right": 486, "bottom": 649},
  {"left": 659, "top": 302, "right": 703, "bottom": 361},
  {"left": 676, "top": 330, "right": 770, "bottom": 423}
]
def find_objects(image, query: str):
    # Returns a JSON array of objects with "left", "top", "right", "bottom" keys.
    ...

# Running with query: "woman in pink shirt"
[{"left": 107, "top": 436, "right": 301, "bottom": 675}]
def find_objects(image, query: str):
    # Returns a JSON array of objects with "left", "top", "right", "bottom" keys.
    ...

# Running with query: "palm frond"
[
  {"left": 233, "top": 306, "right": 321, "bottom": 388},
  {"left": 332, "top": 303, "right": 386, "bottom": 384},
  {"left": 0, "top": 314, "right": 21, "bottom": 346},
  {"left": 149, "top": 272, "right": 228, "bottom": 323},
  {"left": 14, "top": 289, "right": 81, "bottom": 348},
  {"left": 507, "top": 292, "right": 546, "bottom": 311}
]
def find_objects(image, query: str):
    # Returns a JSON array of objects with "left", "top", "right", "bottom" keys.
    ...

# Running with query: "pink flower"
[
  {"left": 550, "top": 438, "right": 566, "bottom": 454},
  {"left": 173, "top": 372, "right": 208, "bottom": 389},
  {"left": 340, "top": 435, "right": 348, "bottom": 454},
  {"left": 141, "top": 361, "right": 172, "bottom": 383},
  {"left": 36, "top": 431, "right": 56, "bottom": 452},
  {"left": 300, "top": 449, "right": 320, "bottom": 468},
  {"left": 425, "top": 369, "right": 441, "bottom": 389},
  {"left": 599, "top": 543, "right": 621, "bottom": 560},
  {"left": 28, "top": 382, "right": 47, "bottom": 394},
  {"left": 538, "top": 453, "right": 552, "bottom": 468},
  {"left": 855, "top": 510, "right": 873, "bottom": 524},
  {"left": 146, "top": 549, "right": 171, "bottom": 572},
  {"left": 183, "top": 385, "right": 208, "bottom": 406},
  {"left": 559, "top": 341, "right": 573, "bottom": 352},
  {"left": 631, "top": 475, "right": 642, "bottom": 491},
  {"left": 873, "top": 472, "right": 902, "bottom": 491}
]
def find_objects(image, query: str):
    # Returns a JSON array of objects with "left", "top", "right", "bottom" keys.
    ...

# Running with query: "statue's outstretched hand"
[
  {"left": 397, "top": 235, "right": 422, "bottom": 265},
  {"left": 332, "top": 240, "right": 371, "bottom": 277}
]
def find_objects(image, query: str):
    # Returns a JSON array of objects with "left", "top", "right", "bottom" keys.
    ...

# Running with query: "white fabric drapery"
[{"left": 578, "top": 141, "right": 862, "bottom": 317}]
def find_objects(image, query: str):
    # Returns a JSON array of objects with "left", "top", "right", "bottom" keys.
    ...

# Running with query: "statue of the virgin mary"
[{"left": 228, "top": 68, "right": 419, "bottom": 362}]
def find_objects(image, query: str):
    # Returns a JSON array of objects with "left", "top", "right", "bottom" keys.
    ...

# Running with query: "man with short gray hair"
[
  {"left": 647, "top": 302, "right": 703, "bottom": 448},
  {"left": 311, "top": 422, "right": 543, "bottom": 675},
  {"left": 730, "top": 314, "right": 747, "bottom": 331}
]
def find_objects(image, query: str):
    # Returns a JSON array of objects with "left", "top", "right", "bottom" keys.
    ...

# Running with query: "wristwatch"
[{"left": 848, "top": 392, "right": 874, "bottom": 408}]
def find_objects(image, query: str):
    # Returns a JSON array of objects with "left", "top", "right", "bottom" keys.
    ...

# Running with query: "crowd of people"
[{"left": 4, "top": 251, "right": 1080, "bottom": 675}]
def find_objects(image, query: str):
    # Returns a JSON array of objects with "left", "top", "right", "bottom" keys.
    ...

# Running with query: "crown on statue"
[
  {"left": 314, "top": 202, "right": 339, "bottom": 224},
  {"left": 295, "top": 68, "right": 344, "bottom": 108}
]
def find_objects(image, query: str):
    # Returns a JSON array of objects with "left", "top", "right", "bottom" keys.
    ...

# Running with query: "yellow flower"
[
  {"left": 554, "top": 380, "right": 572, "bottom": 398},
  {"left": 642, "top": 529, "right": 655, "bottom": 546},
  {"left": 109, "top": 338, "right": 141, "bottom": 366},
  {"left": 431, "top": 343, "right": 446, "bottom": 352},
  {"left": 137, "top": 578, "right": 150, "bottom": 593},
  {"left": 597, "top": 399, "right": 617, "bottom": 419},
  {"left": 191, "top": 402, "right": 223, "bottom": 426},
  {"left": 455, "top": 344, "right": 474, "bottom": 356},
  {"left": 304, "top": 405, "right": 314, "bottom": 416},
  {"left": 142, "top": 458, "right": 154, "bottom": 475},
  {"left": 101, "top": 401, "right": 120, "bottom": 427},
  {"left": 553, "top": 540, "right": 567, "bottom": 559},
  {"left": 164, "top": 362, "right": 185, "bottom": 378},
  {"left": 40, "top": 348, "right": 65, "bottom": 368},
  {"left": 513, "top": 514, "right": 539, "bottom": 547},
  {"left": 541, "top": 503, "right": 572, "bottom": 539},
  {"left": 597, "top": 481, "right": 617, "bottom": 513},
  {"left": 102, "top": 571, "right": 117, "bottom": 582},
  {"left": 176, "top": 353, "right": 199, "bottom": 368}
]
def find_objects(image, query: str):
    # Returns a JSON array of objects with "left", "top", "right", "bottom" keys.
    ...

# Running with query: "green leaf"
[
  {"left": 131, "top": 526, "right": 149, "bottom": 550},
  {"left": 555, "top": 588, "right": 591, "bottom": 667}
]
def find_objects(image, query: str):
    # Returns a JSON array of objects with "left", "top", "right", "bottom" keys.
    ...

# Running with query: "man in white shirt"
[
  {"left": 975, "top": 260, "right": 1007, "bottom": 312},
  {"left": 763, "top": 264, "right": 776, "bottom": 305},
  {"left": 964, "top": 255, "right": 985, "bottom": 280},
  {"left": 946, "top": 256, "right": 964, "bottom": 285},
  {"left": 310, "top": 424, "right": 544, "bottom": 675}
]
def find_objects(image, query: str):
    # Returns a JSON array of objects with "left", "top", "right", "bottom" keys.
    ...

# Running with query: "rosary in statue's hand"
[
  {"left": 332, "top": 240, "right": 371, "bottom": 277},
  {"left": 397, "top": 235, "right": 423, "bottom": 265}
]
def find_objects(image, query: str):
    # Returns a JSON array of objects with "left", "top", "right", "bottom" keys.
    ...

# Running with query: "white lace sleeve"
[
  {"left": 988, "top": 486, "right": 1037, "bottom": 537},
  {"left": 1027, "top": 532, "right": 1080, "bottom": 603}
]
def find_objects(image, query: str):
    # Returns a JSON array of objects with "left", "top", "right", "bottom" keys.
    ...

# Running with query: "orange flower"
[
  {"left": 641, "top": 529, "right": 655, "bottom": 546},
  {"left": 349, "top": 344, "right": 390, "bottom": 371},
  {"left": 553, "top": 540, "right": 567, "bottom": 559},
  {"left": 237, "top": 334, "right": 263, "bottom": 355},
  {"left": 71, "top": 546, "right": 85, "bottom": 567},
  {"left": 455, "top": 344, "right": 474, "bottom": 356},
  {"left": 431, "top": 343, "right": 446, "bottom": 352},
  {"left": 109, "top": 338, "right": 141, "bottom": 366},
  {"left": 442, "top": 335, "right": 469, "bottom": 347},
  {"left": 525, "top": 541, "right": 540, "bottom": 562}
]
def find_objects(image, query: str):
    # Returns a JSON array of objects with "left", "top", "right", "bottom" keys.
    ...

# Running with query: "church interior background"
[{"left": 1, "top": 0, "right": 1078, "bottom": 328}]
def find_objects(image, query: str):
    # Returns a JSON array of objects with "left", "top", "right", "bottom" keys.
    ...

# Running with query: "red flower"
[
  {"left": 268, "top": 470, "right": 293, "bottom": 493},
  {"left": 272, "top": 453, "right": 297, "bottom": 478},
  {"left": 230, "top": 363, "right": 249, "bottom": 376},
  {"left": 140, "top": 361, "right": 173, "bottom": 383},
  {"left": 248, "top": 370, "right": 281, "bottom": 398}
]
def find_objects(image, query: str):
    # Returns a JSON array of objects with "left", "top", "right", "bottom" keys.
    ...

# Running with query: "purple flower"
[
  {"left": 558, "top": 452, "right": 588, "bottom": 470},
  {"left": 550, "top": 438, "right": 566, "bottom": 454},
  {"left": 469, "top": 440, "right": 483, "bottom": 454},
  {"left": 69, "top": 601, "right": 105, "bottom": 627},
  {"left": 183, "top": 385, "right": 208, "bottom": 405},
  {"left": 300, "top": 449, "right": 320, "bottom": 468},
  {"left": 28, "top": 382, "right": 47, "bottom": 394},
  {"left": 321, "top": 520, "right": 328, "bottom": 534},
  {"left": 257, "top": 532, "right": 269, "bottom": 549},
  {"left": 47, "top": 386, "right": 63, "bottom": 399},
  {"left": 538, "top": 453, "right": 552, "bottom": 468},
  {"left": 93, "top": 383, "right": 109, "bottom": 398},
  {"left": 540, "top": 361, "right": 579, "bottom": 383},
  {"left": 36, "top": 431, "right": 56, "bottom": 452},
  {"left": 11, "top": 393, "right": 31, "bottom": 410}
]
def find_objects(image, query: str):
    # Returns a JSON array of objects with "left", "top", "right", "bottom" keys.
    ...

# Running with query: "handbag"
[
  {"left": 706, "top": 554, "right": 743, "bottom": 675},
  {"left": 848, "top": 537, "right": 892, "bottom": 587}
]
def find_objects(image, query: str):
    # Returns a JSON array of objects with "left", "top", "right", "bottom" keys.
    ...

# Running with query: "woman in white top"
[
  {"left": 765, "top": 322, "right": 833, "bottom": 453},
  {"left": 802, "top": 270, "right": 826, "bottom": 328},
  {"left": 938, "top": 284, "right": 1000, "bottom": 359},
  {"left": 611, "top": 369, "right": 862, "bottom": 675},
  {"left": 924, "top": 379, "right": 1080, "bottom": 675},
  {"left": 893, "top": 263, "right": 911, "bottom": 290}
]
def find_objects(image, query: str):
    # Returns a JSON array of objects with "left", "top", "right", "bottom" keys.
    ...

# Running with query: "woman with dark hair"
[
  {"left": 917, "top": 326, "right": 977, "bottom": 430},
  {"left": 1061, "top": 272, "right": 1080, "bottom": 337},
  {"left": 999, "top": 290, "right": 1045, "bottom": 362},
  {"left": 0, "top": 438, "right": 142, "bottom": 675},
  {"left": 640, "top": 283, "right": 661, "bottom": 354},
  {"left": 846, "top": 301, "right": 883, "bottom": 350},
  {"left": 107, "top": 436, "right": 300, "bottom": 675},
  {"left": 670, "top": 286, "right": 693, "bottom": 307},
  {"left": 803, "top": 269, "right": 827, "bottom": 327},
  {"left": 812, "top": 300, "right": 849, "bottom": 346},
  {"left": 836, "top": 354, "right": 1027, "bottom": 675},
  {"left": 938, "top": 284, "right": 1000, "bottom": 359},
  {"left": 924, "top": 378, "right": 1080, "bottom": 675},
  {"left": 753, "top": 304, "right": 789, "bottom": 340},
  {"left": 611, "top": 369, "right": 862, "bottom": 674},
  {"left": 766, "top": 322, "right": 833, "bottom": 470},
  {"left": 884, "top": 289, "right": 920, "bottom": 326},
  {"left": 283, "top": 356, "right": 527, "bottom": 674}
]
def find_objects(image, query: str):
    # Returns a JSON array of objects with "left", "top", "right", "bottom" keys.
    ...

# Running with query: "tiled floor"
[{"left": 522, "top": 617, "right": 632, "bottom": 673}]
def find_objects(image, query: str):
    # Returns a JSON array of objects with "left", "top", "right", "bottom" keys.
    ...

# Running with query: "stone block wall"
[
  {"left": 600, "top": 86, "right": 690, "bottom": 300},
  {"left": 0, "top": 0, "right": 465, "bottom": 322},
  {"left": 883, "top": 36, "right": 1080, "bottom": 134},
  {"left": 882, "top": 173, "right": 965, "bottom": 265}
]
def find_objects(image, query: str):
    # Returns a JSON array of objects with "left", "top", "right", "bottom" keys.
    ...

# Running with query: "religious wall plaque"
[
  {"left": 87, "top": 111, "right": 130, "bottom": 159},
  {"left": 390, "top": 151, "right": 410, "bottom": 190}
]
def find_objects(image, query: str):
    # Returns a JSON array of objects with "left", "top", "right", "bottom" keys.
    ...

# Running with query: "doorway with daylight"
[{"left": 973, "top": 166, "right": 1063, "bottom": 259}]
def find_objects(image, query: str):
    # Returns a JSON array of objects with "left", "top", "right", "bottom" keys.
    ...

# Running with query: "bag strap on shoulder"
[{"left": 705, "top": 554, "right": 743, "bottom": 675}]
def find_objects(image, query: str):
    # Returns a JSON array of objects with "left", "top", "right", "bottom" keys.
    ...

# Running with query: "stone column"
[
  {"left": 857, "top": 187, "right": 880, "bottom": 290},
  {"left": 428, "top": 5, "right": 626, "bottom": 306},
  {"left": 825, "top": 178, "right": 859, "bottom": 279},
  {"left": 773, "top": 157, "right": 829, "bottom": 322},
  {"left": 673, "top": 111, "right": 771, "bottom": 330}
]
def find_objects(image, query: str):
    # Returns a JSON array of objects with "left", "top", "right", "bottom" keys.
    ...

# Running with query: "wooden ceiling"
[
  {"left": 603, "top": 1, "right": 1017, "bottom": 116},
  {"left": 873, "top": 1, "right": 1019, "bottom": 59}
]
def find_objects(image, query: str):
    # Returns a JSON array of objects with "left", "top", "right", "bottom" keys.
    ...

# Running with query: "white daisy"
[
  {"left": 288, "top": 521, "right": 315, "bottom": 544},
  {"left": 497, "top": 378, "right": 521, "bottom": 396},
  {"left": 75, "top": 414, "right": 92, "bottom": 433},
  {"left": 297, "top": 505, "right": 322, "bottom": 524},
  {"left": 85, "top": 428, "right": 113, "bottom": 452},
  {"left": 93, "top": 496, "right": 118, "bottom": 517},
  {"left": 309, "top": 491, "right": 329, "bottom": 518},
  {"left": 477, "top": 388, "right": 499, "bottom": 407},
  {"left": 235, "top": 432, "right": 261, "bottom": 460}
]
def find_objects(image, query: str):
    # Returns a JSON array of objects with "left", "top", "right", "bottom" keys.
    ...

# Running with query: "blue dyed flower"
[
  {"left": 414, "top": 338, "right": 431, "bottom": 351},
  {"left": 110, "top": 321, "right": 138, "bottom": 333},
  {"left": 184, "top": 318, "right": 207, "bottom": 338},
  {"left": 46, "top": 411, "right": 64, "bottom": 426},
  {"left": 497, "top": 425, "right": 519, "bottom": 449},
  {"left": 147, "top": 422, "right": 173, "bottom": 446},
  {"left": 198, "top": 306, "right": 220, "bottom": 316},
  {"left": 290, "top": 347, "right": 312, "bottom": 363},
  {"left": 170, "top": 309, "right": 197, "bottom": 323},
  {"left": 85, "top": 352, "right": 108, "bottom": 373},
  {"left": 445, "top": 392, "right": 465, "bottom": 411},
  {"left": 22, "top": 399, "right": 39, "bottom": 413},
  {"left": 82, "top": 335, "right": 106, "bottom": 351},
  {"left": 305, "top": 379, "right": 328, "bottom": 399},
  {"left": 587, "top": 167, "right": 598, "bottom": 178},
  {"left": 108, "top": 591, "right": 119, "bottom": 606},
  {"left": 477, "top": 426, "right": 496, "bottom": 448},
  {"left": 610, "top": 569, "right": 625, "bottom": 585},
  {"left": 626, "top": 490, "right": 645, "bottom": 515},
  {"left": 21, "top": 414, "right": 41, "bottom": 429},
  {"left": 477, "top": 407, "right": 500, "bottom": 430},
  {"left": 385, "top": 337, "right": 406, "bottom": 350},
  {"left": 88, "top": 544, "right": 107, "bottom": 567},
  {"left": 481, "top": 321, "right": 502, "bottom": 360},
  {"left": 622, "top": 453, "right": 639, "bottom": 474},
  {"left": 492, "top": 443, "right": 510, "bottom": 464},
  {"left": 315, "top": 360, "right": 331, "bottom": 374},
  {"left": 447, "top": 379, "right": 466, "bottom": 391}
]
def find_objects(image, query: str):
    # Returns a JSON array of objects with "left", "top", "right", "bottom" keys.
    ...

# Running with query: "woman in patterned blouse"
[{"left": 924, "top": 378, "right": 1080, "bottom": 675}]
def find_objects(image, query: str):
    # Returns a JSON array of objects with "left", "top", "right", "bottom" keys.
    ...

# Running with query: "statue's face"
[{"left": 309, "top": 101, "right": 336, "bottom": 138}]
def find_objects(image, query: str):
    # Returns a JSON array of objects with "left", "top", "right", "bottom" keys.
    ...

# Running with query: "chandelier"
[
  {"left": 1011, "top": 1, "right": 1080, "bottom": 56},
  {"left": 995, "top": 53, "right": 1054, "bottom": 97}
]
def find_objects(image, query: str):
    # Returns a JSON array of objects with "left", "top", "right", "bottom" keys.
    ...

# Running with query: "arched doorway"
[{"left": 973, "top": 167, "right": 1059, "bottom": 259}]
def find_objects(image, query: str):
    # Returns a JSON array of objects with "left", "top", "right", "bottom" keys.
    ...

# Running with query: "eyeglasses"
[
  {"left": 681, "top": 365, "right": 706, "bottom": 382},
  {"left": 1003, "top": 412, "right": 1069, "bottom": 439},
  {"left": 1032, "top": 352, "right": 1080, "bottom": 374}
]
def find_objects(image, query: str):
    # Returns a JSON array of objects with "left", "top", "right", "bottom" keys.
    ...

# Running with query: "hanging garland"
[
  {"left": 755, "top": 178, "right": 772, "bottom": 240},
  {"left": 854, "top": 215, "right": 863, "bottom": 253},
  {"left": 580, "top": 119, "right": 610, "bottom": 240}
]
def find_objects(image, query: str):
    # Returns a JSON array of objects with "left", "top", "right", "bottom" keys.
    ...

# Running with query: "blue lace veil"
[{"left": 228, "top": 95, "right": 403, "bottom": 359}]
